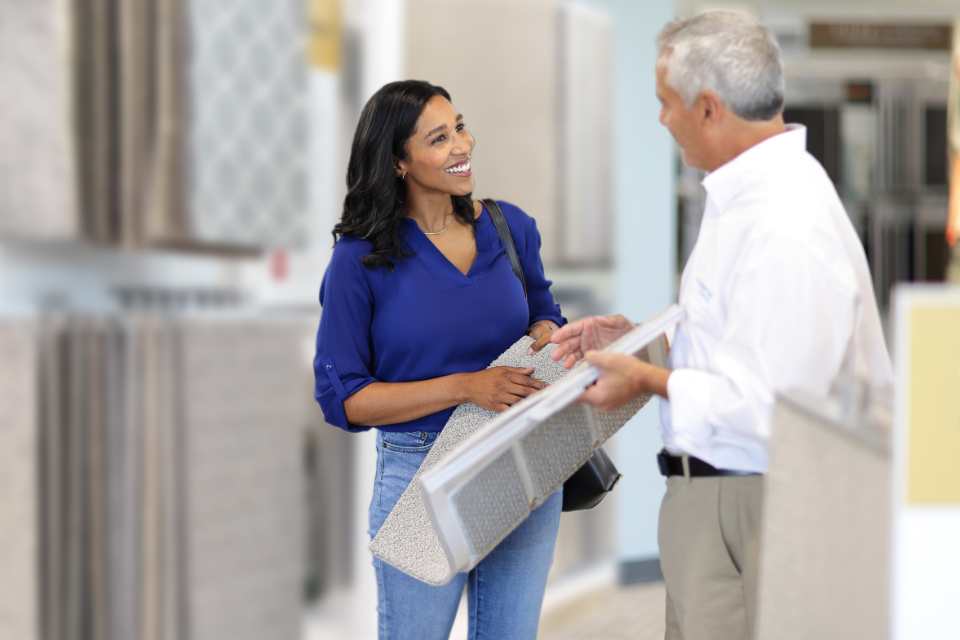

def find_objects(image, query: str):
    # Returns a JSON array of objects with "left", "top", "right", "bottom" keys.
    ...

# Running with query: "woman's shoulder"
[
  {"left": 327, "top": 235, "right": 376, "bottom": 278},
  {"left": 484, "top": 199, "right": 538, "bottom": 233},
  {"left": 332, "top": 234, "right": 373, "bottom": 259}
]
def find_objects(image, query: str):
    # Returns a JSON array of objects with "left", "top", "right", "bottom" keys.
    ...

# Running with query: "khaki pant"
[{"left": 658, "top": 473, "right": 765, "bottom": 640}]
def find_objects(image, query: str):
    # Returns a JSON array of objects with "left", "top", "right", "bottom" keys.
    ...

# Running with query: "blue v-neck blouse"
[{"left": 313, "top": 200, "right": 565, "bottom": 433}]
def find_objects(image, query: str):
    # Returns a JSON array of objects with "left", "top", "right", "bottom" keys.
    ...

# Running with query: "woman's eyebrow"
[{"left": 423, "top": 115, "right": 463, "bottom": 139}]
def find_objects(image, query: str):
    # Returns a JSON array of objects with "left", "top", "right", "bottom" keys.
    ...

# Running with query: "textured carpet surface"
[{"left": 370, "top": 337, "right": 652, "bottom": 585}]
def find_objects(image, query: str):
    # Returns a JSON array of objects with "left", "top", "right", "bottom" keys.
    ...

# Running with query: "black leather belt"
[{"left": 656, "top": 450, "right": 760, "bottom": 477}]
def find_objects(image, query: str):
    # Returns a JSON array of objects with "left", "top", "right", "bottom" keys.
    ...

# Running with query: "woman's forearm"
[{"left": 343, "top": 374, "right": 471, "bottom": 427}]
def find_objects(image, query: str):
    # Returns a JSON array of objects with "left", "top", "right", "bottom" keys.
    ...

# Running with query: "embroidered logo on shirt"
[{"left": 696, "top": 278, "right": 713, "bottom": 302}]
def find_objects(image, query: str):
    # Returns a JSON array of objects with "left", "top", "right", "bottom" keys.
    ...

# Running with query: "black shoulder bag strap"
[
  {"left": 479, "top": 198, "right": 620, "bottom": 512},
  {"left": 482, "top": 198, "right": 527, "bottom": 299}
]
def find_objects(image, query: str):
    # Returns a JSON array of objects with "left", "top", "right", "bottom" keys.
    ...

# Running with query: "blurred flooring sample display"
[
  {"left": 755, "top": 390, "right": 891, "bottom": 640},
  {"left": 405, "top": 0, "right": 613, "bottom": 266},
  {"left": 184, "top": 0, "right": 309, "bottom": 248},
  {"left": 0, "top": 0, "right": 80, "bottom": 240},
  {"left": 0, "top": 0, "right": 308, "bottom": 251},
  {"left": 304, "top": 419, "right": 355, "bottom": 599},
  {"left": 0, "top": 314, "right": 313, "bottom": 640},
  {"left": 178, "top": 317, "right": 308, "bottom": 640},
  {"left": 0, "top": 321, "right": 41, "bottom": 640}
]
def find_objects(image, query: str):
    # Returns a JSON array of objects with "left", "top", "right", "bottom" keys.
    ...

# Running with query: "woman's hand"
[
  {"left": 462, "top": 366, "right": 546, "bottom": 412},
  {"left": 527, "top": 320, "right": 560, "bottom": 354},
  {"left": 549, "top": 314, "right": 634, "bottom": 369}
]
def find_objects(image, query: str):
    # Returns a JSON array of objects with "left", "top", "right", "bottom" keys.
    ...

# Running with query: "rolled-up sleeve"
[
  {"left": 519, "top": 215, "right": 566, "bottom": 327},
  {"left": 666, "top": 233, "right": 858, "bottom": 457},
  {"left": 313, "top": 242, "right": 377, "bottom": 432}
]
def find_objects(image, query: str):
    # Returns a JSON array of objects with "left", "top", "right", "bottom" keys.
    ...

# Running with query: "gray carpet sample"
[
  {"left": 370, "top": 336, "right": 660, "bottom": 585},
  {"left": 0, "top": 321, "right": 40, "bottom": 640}
]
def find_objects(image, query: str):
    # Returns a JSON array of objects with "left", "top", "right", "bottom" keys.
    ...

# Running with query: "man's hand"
[
  {"left": 579, "top": 351, "right": 671, "bottom": 411},
  {"left": 549, "top": 314, "right": 634, "bottom": 369},
  {"left": 527, "top": 320, "right": 560, "bottom": 354}
]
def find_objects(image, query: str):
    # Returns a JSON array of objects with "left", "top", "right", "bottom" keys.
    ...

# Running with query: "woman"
[{"left": 313, "top": 80, "right": 565, "bottom": 639}]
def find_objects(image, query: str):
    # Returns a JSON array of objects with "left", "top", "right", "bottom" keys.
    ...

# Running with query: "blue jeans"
[{"left": 369, "top": 430, "right": 562, "bottom": 640}]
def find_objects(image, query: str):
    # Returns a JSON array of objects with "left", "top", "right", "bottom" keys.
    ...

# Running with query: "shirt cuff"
[
  {"left": 317, "top": 358, "right": 376, "bottom": 432},
  {"left": 666, "top": 368, "right": 716, "bottom": 450},
  {"left": 530, "top": 313, "right": 567, "bottom": 328}
]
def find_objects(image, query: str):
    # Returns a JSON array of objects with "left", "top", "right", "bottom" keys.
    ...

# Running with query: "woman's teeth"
[{"left": 445, "top": 160, "right": 471, "bottom": 175}]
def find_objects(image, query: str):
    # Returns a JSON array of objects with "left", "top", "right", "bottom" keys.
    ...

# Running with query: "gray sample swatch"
[{"left": 370, "top": 336, "right": 653, "bottom": 585}]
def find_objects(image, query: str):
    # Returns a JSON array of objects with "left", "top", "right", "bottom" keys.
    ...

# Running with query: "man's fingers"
[
  {"left": 579, "top": 385, "right": 606, "bottom": 407},
  {"left": 584, "top": 350, "right": 623, "bottom": 370},
  {"left": 551, "top": 340, "right": 582, "bottom": 362},
  {"left": 550, "top": 341, "right": 573, "bottom": 361},
  {"left": 562, "top": 353, "right": 580, "bottom": 369},
  {"left": 549, "top": 320, "right": 585, "bottom": 343},
  {"left": 579, "top": 384, "right": 617, "bottom": 411}
]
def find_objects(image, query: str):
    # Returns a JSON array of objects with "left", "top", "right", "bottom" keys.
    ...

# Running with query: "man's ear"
[{"left": 697, "top": 90, "right": 724, "bottom": 126}]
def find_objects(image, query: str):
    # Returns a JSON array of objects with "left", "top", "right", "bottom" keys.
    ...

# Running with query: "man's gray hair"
[{"left": 657, "top": 11, "right": 785, "bottom": 121}]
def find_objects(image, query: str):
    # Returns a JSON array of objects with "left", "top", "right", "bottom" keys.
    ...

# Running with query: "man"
[{"left": 551, "top": 11, "right": 893, "bottom": 640}]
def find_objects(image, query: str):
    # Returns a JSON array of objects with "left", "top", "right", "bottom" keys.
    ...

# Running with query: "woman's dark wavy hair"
[{"left": 333, "top": 80, "right": 475, "bottom": 269}]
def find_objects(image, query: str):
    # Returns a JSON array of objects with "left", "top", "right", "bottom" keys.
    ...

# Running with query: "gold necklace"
[{"left": 416, "top": 212, "right": 452, "bottom": 236}]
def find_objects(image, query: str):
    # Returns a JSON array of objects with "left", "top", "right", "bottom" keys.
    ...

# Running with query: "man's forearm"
[{"left": 636, "top": 363, "right": 671, "bottom": 399}]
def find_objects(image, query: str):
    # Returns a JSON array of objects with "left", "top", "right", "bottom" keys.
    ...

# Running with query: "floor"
[
  {"left": 539, "top": 581, "right": 666, "bottom": 640},
  {"left": 303, "top": 577, "right": 666, "bottom": 640}
]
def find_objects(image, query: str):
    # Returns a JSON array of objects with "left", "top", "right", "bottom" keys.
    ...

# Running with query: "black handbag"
[{"left": 483, "top": 198, "right": 622, "bottom": 512}]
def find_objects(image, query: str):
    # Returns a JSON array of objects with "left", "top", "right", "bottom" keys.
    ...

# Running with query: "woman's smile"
[{"left": 444, "top": 158, "right": 472, "bottom": 177}]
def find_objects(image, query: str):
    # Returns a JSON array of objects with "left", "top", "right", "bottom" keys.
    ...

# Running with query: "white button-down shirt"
[{"left": 660, "top": 125, "right": 893, "bottom": 473}]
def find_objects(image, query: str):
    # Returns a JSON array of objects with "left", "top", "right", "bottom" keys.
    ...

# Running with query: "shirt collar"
[{"left": 701, "top": 124, "right": 807, "bottom": 213}]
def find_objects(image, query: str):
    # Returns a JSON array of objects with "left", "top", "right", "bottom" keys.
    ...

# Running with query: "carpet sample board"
[
  {"left": 0, "top": 0, "right": 79, "bottom": 240},
  {"left": 370, "top": 306, "right": 679, "bottom": 585}
]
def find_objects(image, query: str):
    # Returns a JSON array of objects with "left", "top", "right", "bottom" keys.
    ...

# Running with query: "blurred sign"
[
  {"left": 810, "top": 22, "right": 953, "bottom": 50},
  {"left": 845, "top": 80, "right": 873, "bottom": 105},
  {"left": 903, "top": 305, "right": 960, "bottom": 504},
  {"left": 308, "top": 0, "right": 342, "bottom": 71}
]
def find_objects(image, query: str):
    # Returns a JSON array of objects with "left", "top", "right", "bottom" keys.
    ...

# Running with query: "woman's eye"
[
  {"left": 456, "top": 123, "right": 465, "bottom": 132},
  {"left": 432, "top": 134, "right": 447, "bottom": 145}
]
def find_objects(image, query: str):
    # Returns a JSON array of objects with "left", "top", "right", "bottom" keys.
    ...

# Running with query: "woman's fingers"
[
  {"left": 507, "top": 373, "right": 546, "bottom": 389},
  {"left": 529, "top": 332, "right": 551, "bottom": 352},
  {"left": 503, "top": 366, "right": 535, "bottom": 375}
]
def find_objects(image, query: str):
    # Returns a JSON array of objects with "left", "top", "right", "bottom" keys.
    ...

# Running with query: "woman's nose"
[{"left": 453, "top": 130, "right": 475, "bottom": 155}]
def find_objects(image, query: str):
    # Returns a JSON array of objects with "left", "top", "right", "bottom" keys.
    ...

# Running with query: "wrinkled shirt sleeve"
[
  {"left": 666, "top": 233, "right": 858, "bottom": 453},
  {"left": 313, "top": 243, "right": 377, "bottom": 432}
]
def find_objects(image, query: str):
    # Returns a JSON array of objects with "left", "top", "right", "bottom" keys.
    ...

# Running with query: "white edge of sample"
[{"left": 419, "top": 304, "right": 685, "bottom": 575}]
